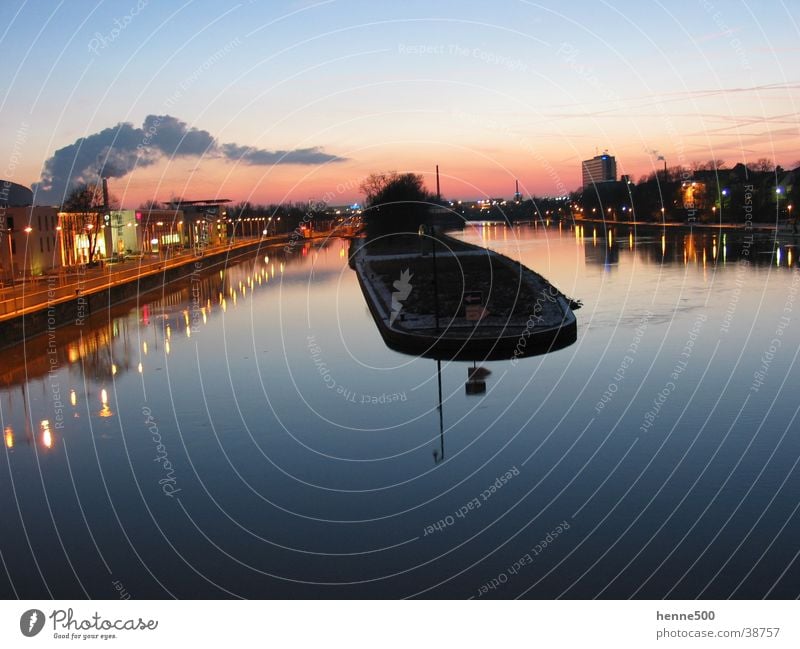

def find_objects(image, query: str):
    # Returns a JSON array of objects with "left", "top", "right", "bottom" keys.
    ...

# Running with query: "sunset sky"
[{"left": 1, "top": 0, "right": 798, "bottom": 207}]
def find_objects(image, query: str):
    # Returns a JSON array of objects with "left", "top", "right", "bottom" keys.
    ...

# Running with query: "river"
[{"left": 1, "top": 221, "right": 798, "bottom": 598}]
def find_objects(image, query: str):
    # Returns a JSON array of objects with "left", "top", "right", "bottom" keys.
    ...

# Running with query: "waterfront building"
[
  {"left": 55, "top": 206, "right": 189, "bottom": 265},
  {"left": 56, "top": 209, "right": 109, "bottom": 265},
  {"left": 582, "top": 153, "right": 617, "bottom": 189},
  {"left": 0, "top": 205, "right": 62, "bottom": 278},
  {"left": 0, "top": 179, "right": 33, "bottom": 207},
  {"left": 166, "top": 199, "right": 231, "bottom": 250},
  {"left": 131, "top": 207, "right": 186, "bottom": 255}
]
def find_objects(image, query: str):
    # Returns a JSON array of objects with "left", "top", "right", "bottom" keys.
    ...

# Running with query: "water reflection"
[
  {"left": 2, "top": 226, "right": 799, "bottom": 599},
  {"left": 0, "top": 237, "right": 344, "bottom": 471},
  {"left": 568, "top": 222, "right": 794, "bottom": 269},
  {"left": 0, "top": 239, "right": 336, "bottom": 393},
  {"left": 466, "top": 363, "right": 491, "bottom": 395},
  {"left": 99, "top": 389, "right": 113, "bottom": 418},
  {"left": 40, "top": 419, "right": 53, "bottom": 449},
  {"left": 426, "top": 358, "right": 499, "bottom": 466},
  {"left": 4, "top": 225, "right": 791, "bottom": 452},
  {"left": 434, "top": 359, "right": 444, "bottom": 464}
]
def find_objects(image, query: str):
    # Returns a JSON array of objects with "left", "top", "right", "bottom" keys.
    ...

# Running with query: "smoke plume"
[{"left": 33, "top": 114, "right": 345, "bottom": 205}]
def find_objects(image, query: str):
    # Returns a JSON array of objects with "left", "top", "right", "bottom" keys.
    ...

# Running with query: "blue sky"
[{"left": 1, "top": 0, "right": 798, "bottom": 205}]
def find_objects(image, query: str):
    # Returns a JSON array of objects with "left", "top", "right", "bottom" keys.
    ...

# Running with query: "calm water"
[{"left": 2, "top": 222, "right": 799, "bottom": 599}]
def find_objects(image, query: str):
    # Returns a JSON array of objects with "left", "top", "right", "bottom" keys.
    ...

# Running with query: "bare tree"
[
  {"left": 138, "top": 199, "right": 162, "bottom": 211},
  {"left": 667, "top": 166, "right": 687, "bottom": 182},
  {"left": 751, "top": 158, "right": 774, "bottom": 173},
  {"left": 693, "top": 160, "right": 725, "bottom": 171},
  {"left": 360, "top": 171, "right": 435, "bottom": 234},
  {"left": 62, "top": 183, "right": 118, "bottom": 264},
  {"left": 359, "top": 171, "right": 397, "bottom": 204},
  {"left": 360, "top": 172, "right": 432, "bottom": 208},
  {"left": 232, "top": 200, "right": 252, "bottom": 217}
]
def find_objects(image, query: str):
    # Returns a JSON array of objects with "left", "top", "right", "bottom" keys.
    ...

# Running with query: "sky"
[{"left": 1, "top": 0, "right": 798, "bottom": 207}]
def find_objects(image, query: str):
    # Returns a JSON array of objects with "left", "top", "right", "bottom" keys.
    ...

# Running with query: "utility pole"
[
  {"left": 430, "top": 165, "right": 441, "bottom": 332},
  {"left": 431, "top": 230, "right": 440, "bottom": 332}
]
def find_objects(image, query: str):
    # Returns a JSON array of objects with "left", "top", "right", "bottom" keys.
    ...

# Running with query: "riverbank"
[
  {"left": 570, "top": 216, "right": 789, "bottom": 233},
  {"left": 0, "top": 230, "right": 338, "bottom": 347}
]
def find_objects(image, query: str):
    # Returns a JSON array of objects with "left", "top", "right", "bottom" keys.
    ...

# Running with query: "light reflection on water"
[{"left": 1, "top": 224, "right": 799, "bottom": 599}]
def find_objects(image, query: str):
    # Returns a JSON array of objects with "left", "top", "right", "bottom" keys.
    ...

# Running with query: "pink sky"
[{"left": 3, "top": 2, "right": 798, "bottom": 207}]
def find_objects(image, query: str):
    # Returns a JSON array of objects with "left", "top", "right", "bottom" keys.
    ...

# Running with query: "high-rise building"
[{"left": 582, "top": 154, "right": 617, "bottom": 189}]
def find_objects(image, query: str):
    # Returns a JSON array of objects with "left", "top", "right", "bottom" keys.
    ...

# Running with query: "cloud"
[
  {"left": 143, "top": 115, "right": 216, "bottom": 157},
  {"left": 34, "top": 123, "right": 147, "bottom": 204},
  {"left": 220, "top": 143, "right": 343, "bottom": 166},
  {"left": 33, "top": 114, "right": 345, "bottom": 205}
]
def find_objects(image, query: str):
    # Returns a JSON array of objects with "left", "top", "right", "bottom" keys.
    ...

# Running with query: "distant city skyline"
[{"left": 1, "top": 0, "right": 798, "bottom": 207}]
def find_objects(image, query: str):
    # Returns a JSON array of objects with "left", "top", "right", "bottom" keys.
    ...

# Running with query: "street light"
[{"left": 23, "top": 227, "right": 33, "bottom": 278}]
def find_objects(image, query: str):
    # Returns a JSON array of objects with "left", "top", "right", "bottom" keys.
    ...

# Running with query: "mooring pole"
[
  {"left": 431, "top": 226, "right": 440, "bottom": 332},
  {"left": 432, "top": 166, "right": 441, "bottom": 332}
]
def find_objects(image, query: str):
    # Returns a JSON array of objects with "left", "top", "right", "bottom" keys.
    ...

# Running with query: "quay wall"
[{"left": 0, "top": 241, "right": 267, "bottom": 347}]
